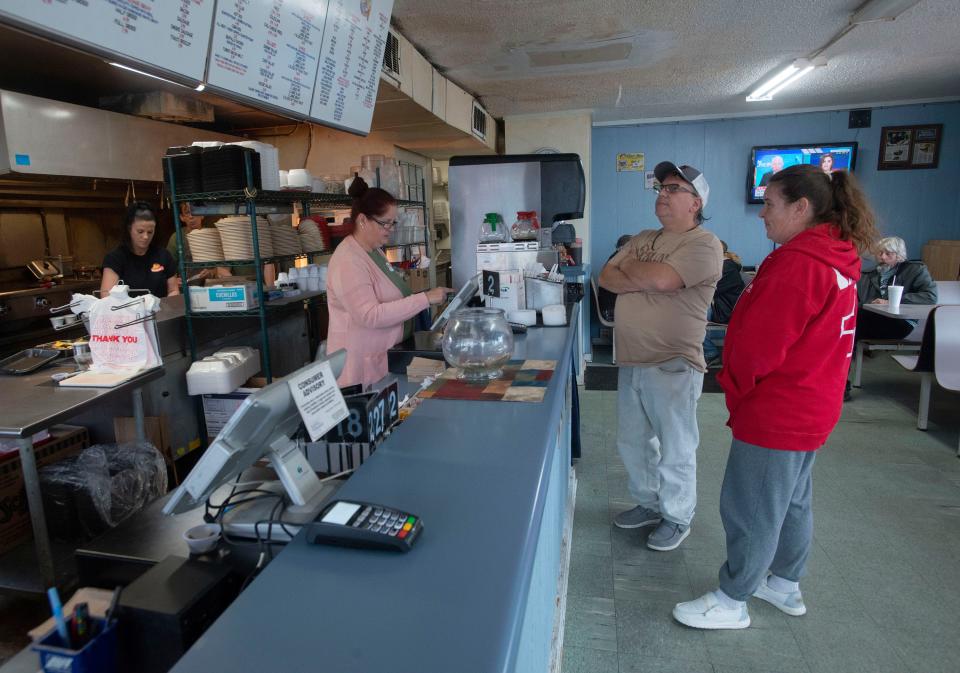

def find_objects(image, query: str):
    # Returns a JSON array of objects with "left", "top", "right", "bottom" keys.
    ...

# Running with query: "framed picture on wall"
[
  {"left": 911, "top": 125, "right": 942, "bottom": 167},
  {"left": 877, "top": 124, "right": 943, "bottom": 170}
]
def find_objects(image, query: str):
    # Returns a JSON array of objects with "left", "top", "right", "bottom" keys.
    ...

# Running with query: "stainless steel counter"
[
  {"left": 0, "top": 292, "right": 317, "bottom": 594},
  {"left": 0, "top": 362, "right": 164, "bottom": 593},
  {"left": 0, "top": 364, "right": 164, "bottom": 439}
]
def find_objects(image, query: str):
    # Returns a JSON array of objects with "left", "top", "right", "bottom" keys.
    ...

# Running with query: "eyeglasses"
[
  {"left": 370, "top": 215, "right": 398, "bottom": 230},
  {"left": 654, "top": 183, "right": 697, "bottom": 197}
]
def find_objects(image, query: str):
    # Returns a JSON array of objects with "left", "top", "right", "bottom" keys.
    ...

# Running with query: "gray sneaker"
[
  {"left": 647, "top": 520, "right": 690, "bottom": 551},
  {"left": 613, "top": 506, "right": 661, "bottom": 529}
]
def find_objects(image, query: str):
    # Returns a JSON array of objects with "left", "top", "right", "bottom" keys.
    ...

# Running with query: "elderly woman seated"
[{"left": 847, "top": 236, "right": 937, "bottom": 399}]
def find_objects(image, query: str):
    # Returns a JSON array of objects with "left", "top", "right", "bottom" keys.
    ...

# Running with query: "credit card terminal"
[{"left": 308, "top": 500, "right": 423, "bottom": 552}]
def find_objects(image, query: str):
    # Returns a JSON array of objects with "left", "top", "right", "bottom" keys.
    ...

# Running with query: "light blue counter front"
[{"left": 170, "top": 312, "right": 579, "bottom": 673}]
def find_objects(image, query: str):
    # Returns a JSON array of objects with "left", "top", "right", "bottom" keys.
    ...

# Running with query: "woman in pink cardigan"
[{"left": 326, "top": 178, "right": 452, "bottom": 389}]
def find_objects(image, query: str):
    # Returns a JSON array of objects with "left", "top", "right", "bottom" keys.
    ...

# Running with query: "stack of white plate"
[
  {"left": 271, "top": 222, "right": 303, "bottom": 257},
  {"left": 298, "top": 219, "right": 326, "bottom": 253},
  {"left": 186, "top": 228, "right": 224, "bottom": 262},
  {"left": 215, "top": 216, "right": 274, "bottom": 260}
]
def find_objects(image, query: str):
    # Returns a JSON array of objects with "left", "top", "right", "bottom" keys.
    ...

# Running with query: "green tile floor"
[{"left": 565, "top": 356, "right": 960, "bottom": 673}]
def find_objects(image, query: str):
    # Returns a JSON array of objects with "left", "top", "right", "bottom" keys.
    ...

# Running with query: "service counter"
[{"left": 169, "top": 313, "right": 580, "bottom": 673}]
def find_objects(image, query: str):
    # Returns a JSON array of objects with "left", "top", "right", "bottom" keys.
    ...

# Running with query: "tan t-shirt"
[{"left": 610, "top": 227, "right": 723, "bottom": 371}]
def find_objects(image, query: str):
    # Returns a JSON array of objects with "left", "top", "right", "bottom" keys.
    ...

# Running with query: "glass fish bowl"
[{"left": 441, "top": 308, "right": 514, "bottom": 381}]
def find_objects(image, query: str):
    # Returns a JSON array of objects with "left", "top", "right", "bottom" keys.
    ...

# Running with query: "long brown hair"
[{"left": 769, "top": 165, "right": 878, "bottom": 253}]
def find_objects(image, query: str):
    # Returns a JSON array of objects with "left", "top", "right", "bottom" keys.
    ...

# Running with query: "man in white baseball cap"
[
  {"left": 600, "top": 160, "right": 723, "bottom": 552},
  {"left": 654, "top": 161, "right": 710, "bottom": 215}
]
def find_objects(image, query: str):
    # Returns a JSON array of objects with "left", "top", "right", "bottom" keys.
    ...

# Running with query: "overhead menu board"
[
  {"left": 309, "top": 0, "right": 394, "bottom": 134},
  {"left": 1, "top": 0, "right": 396, "bottom": 136},
  {"left": 207, "top": 0, "right": 330, "bottom": 116},
  {"left": 0, "top": 0, "right": 215, "bottom": 81}
]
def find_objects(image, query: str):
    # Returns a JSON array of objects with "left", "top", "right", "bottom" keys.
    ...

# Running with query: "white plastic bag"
[{"left": 86, "top": 284, "right": 162, "bottom": 372}]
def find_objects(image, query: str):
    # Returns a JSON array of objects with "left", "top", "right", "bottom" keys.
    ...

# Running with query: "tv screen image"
[{"left": 748, "top": 142, "right": 858, "bottom": 203}]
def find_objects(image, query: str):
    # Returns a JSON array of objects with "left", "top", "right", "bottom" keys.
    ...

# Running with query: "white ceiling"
[{"left": 392, "top": 0, "right": 960, "bottom": 122}]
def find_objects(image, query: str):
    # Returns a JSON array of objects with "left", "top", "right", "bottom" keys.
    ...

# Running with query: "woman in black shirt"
[{"left": 101, "top": 202, "right": 178, "bottom": 298}]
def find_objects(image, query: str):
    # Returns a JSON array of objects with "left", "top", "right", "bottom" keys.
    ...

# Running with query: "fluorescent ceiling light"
[
  {"left": 746, "top": 58, "right": 825, "bottom": 102},
  {"left": 108, "top": 62, "right": 189, "bottom": 89},
  {"left": 851, "top": 0, "right": 921, "bottom": 24}
]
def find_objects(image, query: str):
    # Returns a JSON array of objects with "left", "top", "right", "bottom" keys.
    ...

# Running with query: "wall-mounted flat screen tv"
[{"left": 748, "top": 142, "right": 858, "bottom": 203}]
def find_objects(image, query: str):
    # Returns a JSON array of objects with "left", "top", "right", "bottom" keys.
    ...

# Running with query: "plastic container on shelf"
[
  {"left": 379, "top": 159, "right": 401, "bottom": 197},
  {"left": 186, "top": 347, "right": 260, "bottom": 395},
  {"left": 286, "top": 169, "right": 312, "bottom": 190},
  {"left": 361, "top": 154, "right": 385, "bottom": 170},
  {"left": 479, "top": 212, "right": 507, "bottom": 243},
  {"left": 227, "top": 140, "right": 281, "bottom": 191},
  {"left": 511, "top": 211, "right": 540, "bottom": 241},
  {"left": 321, "top": 175, "right": 346, "bottom": 194}
]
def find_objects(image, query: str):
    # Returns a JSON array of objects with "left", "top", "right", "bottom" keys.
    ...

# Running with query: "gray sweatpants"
[{"left": 718, "top": 438, "right": 816, "bottom": 601}]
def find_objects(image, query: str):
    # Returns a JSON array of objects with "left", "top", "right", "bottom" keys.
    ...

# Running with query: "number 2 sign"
[{"left": 482, "top": 270, "right": 501, "bottom": 298}]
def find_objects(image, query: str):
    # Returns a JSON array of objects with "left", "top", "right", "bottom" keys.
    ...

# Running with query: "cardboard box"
[
  {"left": 0, "top": 425, "right": 89, "bottom": 555},
  {"left": 484, "top": 270, "right": 525, "bottom": 312},
  {"left": 114, "top": 415, "right": 183, "bottom": 484},
  {"left": 406, "top": 268, "right": 430, "bottom": 292},
  {"left": 201, "top": 379, "right": 266, "bottom": 440},
  {"left": 188, "top": 283, "right": 260, "bottom": 312}
]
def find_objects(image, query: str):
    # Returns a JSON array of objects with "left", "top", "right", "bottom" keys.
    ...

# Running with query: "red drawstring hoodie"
[{"left": 717, "top": 224, "right": 860, "bottom": 451}]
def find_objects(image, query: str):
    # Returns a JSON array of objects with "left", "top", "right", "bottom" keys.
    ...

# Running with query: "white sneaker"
[
  {"left": 753, "top": 577, "right": 806, "bottom": 616},
  {"left": 673, "top": 592, "right": 750, "bottom": 630}
]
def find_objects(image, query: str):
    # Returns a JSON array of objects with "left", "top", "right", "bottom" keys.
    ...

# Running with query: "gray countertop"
[
  {"left": 170, "top": 317, "right": 578, "bottom": 673},
  {"left": 0, "top": 364, "right": 164, "bottom": 438}
]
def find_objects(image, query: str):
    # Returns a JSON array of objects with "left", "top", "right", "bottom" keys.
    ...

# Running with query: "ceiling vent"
[
  {"left": 472, "top": 102, "right": 487, "bottom": 140},
  {"left": 383, "top": 31, "right": 400, "bottom": 78}
]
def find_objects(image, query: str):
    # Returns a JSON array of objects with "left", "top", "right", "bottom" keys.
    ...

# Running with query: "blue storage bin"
[{"left": 32, "top": 617, "right": 117, "bottom": 673}]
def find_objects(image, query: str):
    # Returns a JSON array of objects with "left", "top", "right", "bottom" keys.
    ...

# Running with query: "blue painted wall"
[{"left": 591, "top": 101, "right": 960, "bottom": 271}]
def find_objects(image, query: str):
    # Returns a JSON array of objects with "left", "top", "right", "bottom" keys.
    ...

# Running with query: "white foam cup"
[{"left": 887, "top": 285, "right": 903, "bottom": 312}]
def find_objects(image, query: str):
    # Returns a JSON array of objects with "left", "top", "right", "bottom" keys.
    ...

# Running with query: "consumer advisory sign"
[{"left": 288, "top": 360, "right": 349, "bottom": 441}]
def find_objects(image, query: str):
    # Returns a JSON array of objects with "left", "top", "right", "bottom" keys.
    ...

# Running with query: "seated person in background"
[
  {"left": 703, "top": 241, "right": 746, "bottom": 367},
  {"left": 167, "top": 203, "right": 233, "bottom": 286},
  {"left": 846, "top": 236, "right": 937, "bottom": 400},
  {"left": 597, "top": 234, "right": 634, "bottom": 322},
  {"left": 856, "top": 236, "right": 937, "bottom": 340}
]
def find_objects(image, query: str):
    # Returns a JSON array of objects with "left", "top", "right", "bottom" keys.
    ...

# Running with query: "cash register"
[{"left": 162, "top": 350, "right": 348, "bottom": 541}]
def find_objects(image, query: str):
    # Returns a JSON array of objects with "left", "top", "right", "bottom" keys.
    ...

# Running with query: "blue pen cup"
[{"left": 33, "top": 617, "right": 117, "bottom": 673}]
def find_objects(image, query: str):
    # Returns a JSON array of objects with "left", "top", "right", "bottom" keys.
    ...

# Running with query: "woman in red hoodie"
[{"left": 673, "top": 165, "right": 878, "bottom": 630}]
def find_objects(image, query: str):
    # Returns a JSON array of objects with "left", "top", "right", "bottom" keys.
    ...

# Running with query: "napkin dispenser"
[{"left": 525, "top": 276, "right": 565, "bottom": 311}]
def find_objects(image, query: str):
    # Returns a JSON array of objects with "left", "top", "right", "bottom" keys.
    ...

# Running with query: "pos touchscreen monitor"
[
  {"left": 748, "top": 142, "right": 858, "bottom": 203},
  {"left": 163, "top": 350, "right": 347, "bottom": 541}
]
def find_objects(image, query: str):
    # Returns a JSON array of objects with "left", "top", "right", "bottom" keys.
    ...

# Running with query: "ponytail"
[
  {"left": 828, "top": 170, "right": 878, "bottom": 254},
  {"left": 770, "top": 165, "right": 878, "bottom": 253}
]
